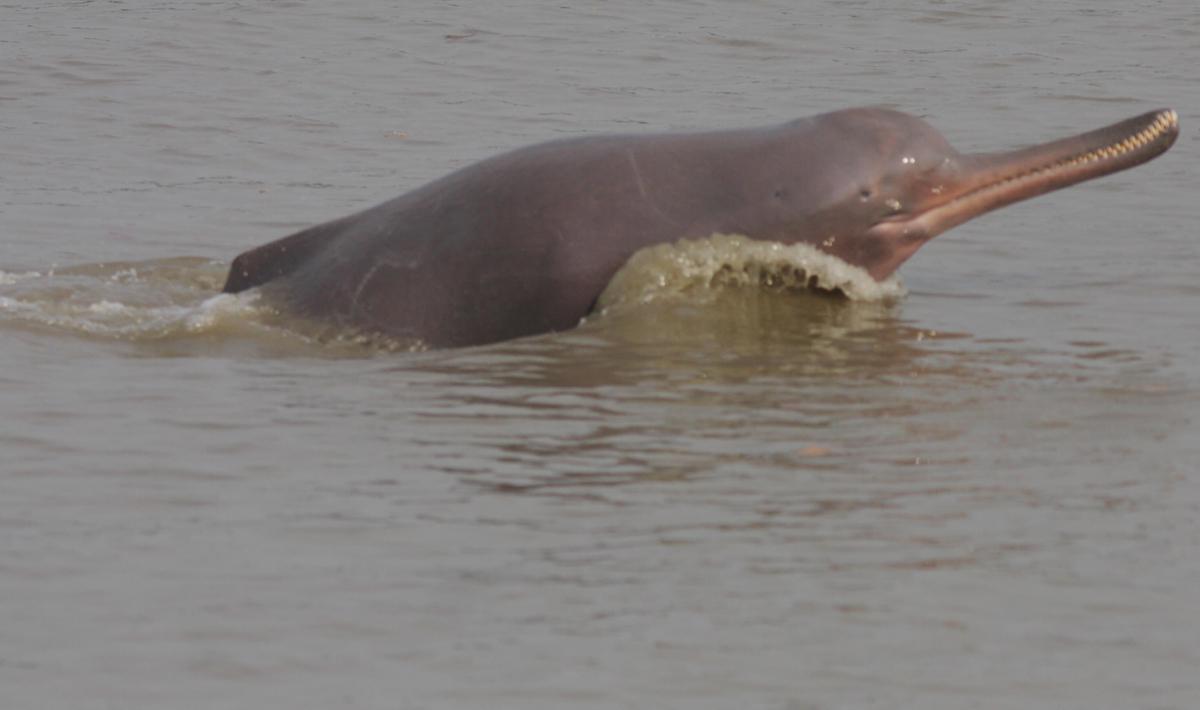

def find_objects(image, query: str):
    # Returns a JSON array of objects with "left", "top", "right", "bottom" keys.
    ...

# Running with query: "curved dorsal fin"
[{"left": 222, "top": 216, "right": 353, "bottom": 293}]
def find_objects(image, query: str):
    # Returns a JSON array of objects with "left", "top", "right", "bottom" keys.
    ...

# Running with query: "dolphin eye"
[{"left": 859, "top": 189, "right": 872, "bottom": 201}]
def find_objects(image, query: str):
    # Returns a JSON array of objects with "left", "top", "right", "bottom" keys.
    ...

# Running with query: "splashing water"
[
  {"left": 594, "top": 233, "right": 906, "bottom": 316},
  {"left": 0, "top": 258, "right": 263, "bottom": 340}
]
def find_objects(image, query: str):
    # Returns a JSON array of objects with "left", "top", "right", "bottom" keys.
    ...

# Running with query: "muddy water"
[{"left": 2, "top": 2, "right": 1198, "bottom": 708}]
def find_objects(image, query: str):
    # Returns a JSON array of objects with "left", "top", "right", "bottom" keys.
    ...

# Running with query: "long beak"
[
  {"left": 929, "top": 108, "right": 1178, "bottom": 234},
  {"left": 868, "top": 109, "right": 1179, "bottom": 279}
]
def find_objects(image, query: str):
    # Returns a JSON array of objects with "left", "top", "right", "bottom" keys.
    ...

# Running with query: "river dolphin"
[{"left": 223, "top": 107, "right": 1179, "bottom": 348}]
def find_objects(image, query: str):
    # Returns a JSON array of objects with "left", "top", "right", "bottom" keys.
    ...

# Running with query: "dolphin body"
[{"left": 223, "top": 108, "right": 1179, "bottom": 348}]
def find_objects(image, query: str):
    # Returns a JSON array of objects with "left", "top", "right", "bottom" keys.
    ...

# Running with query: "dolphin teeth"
[
  {"left": 930, "top": 109, "right": 1175, "bottom": 223},
  {"left": 1054, "top": 109, "right": 1178, "bottom": 172},
  {"left": 936, "top": 111, "right": 1170, "bottom": 214}
]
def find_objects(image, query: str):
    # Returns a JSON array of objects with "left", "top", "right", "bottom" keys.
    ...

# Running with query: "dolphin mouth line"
[
  {"left": 858, "top": 108, "right": 1179, "bottom": 281},
  {"left": 957, "top": 109, "right": 1177, "bottom": 203},
  {"left": 1060, "top": 109, "right": 1179, "bottom": 165},
  {"left": 893, "top": 109, "right": 1179, "bottom": 238}
]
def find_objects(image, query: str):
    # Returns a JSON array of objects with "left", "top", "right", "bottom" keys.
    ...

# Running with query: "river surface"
[{"left": 2, "top": 2, "right": 1198, "bottom": 708}]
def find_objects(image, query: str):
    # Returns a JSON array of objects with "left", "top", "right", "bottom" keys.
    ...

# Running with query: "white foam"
[
  {"left": 184, "top": 292, "right": 262, "bottom": 332},
  {"left": 109, "top": 267, "right": 141, "bottom": 283},
  {"left": 88, "top": 300, "right": 131, "bottom": 315},
  {"left": 596, "top": 233, "right": 906, "bottom": 313},
  {"left": 0, "top": 270, "right": 42, "bottom": 286},
  {"left": 0, "top": 259, "right": 270, "bottom": 340}
]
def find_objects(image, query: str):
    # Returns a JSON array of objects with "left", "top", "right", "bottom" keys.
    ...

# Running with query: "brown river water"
[{"left": 2, "top": 2, "right": 1198, "bottom": 708}]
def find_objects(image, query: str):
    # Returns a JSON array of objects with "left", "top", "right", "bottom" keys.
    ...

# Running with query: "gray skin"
[{"left": 224, "top": 107, "right": 1178, "bottom": 348}]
